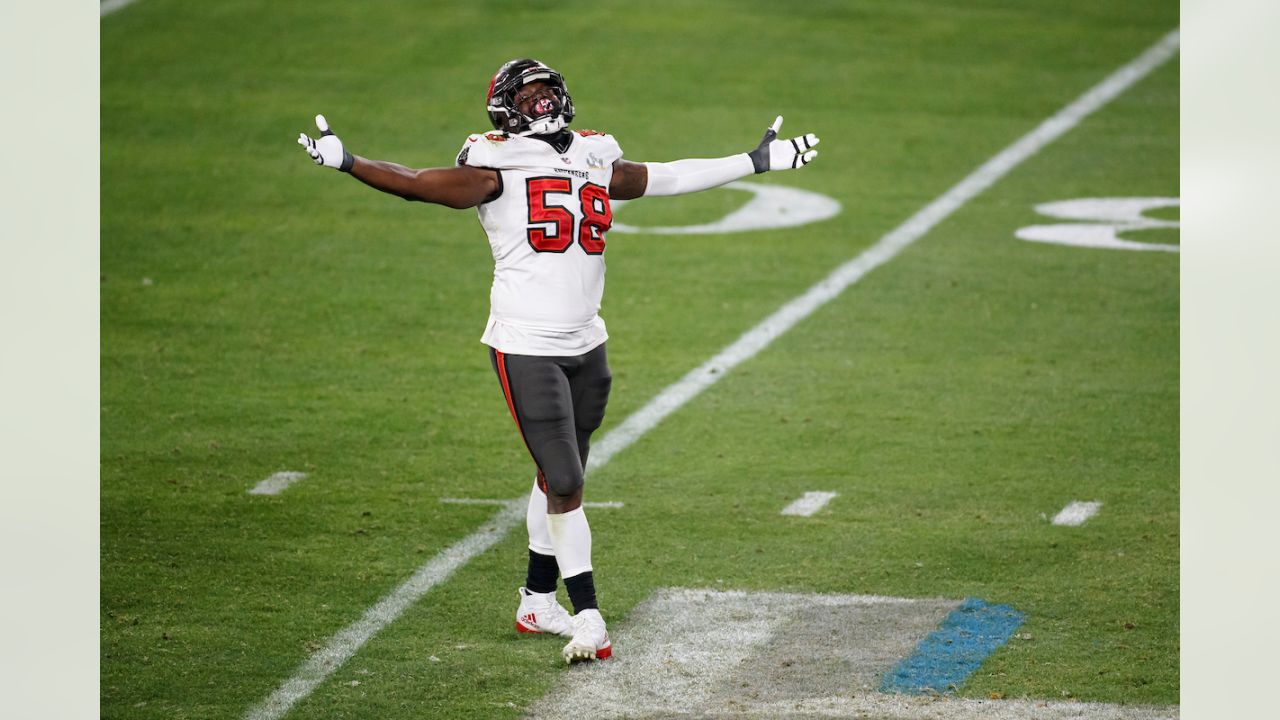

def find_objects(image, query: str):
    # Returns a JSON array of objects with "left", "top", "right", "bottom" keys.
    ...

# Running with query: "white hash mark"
[
  {"left": 1052, "top": 500, "right": 1103, "bottom": 526},
  {"left": 781, "top": 491, "right": 838, "bottom": 517}
]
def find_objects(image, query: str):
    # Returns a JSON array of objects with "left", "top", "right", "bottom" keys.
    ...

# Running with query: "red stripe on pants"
[{"left": 495, "top": 350, "right": 548, "bottom": 494}]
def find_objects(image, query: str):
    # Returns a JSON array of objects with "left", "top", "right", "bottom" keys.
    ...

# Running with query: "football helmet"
[{"left": 486, "top": 58, "right": 576, "bottom": 136}]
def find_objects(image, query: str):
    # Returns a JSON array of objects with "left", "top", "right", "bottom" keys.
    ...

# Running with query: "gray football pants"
[{"left": 489, "top": 344, "right": 612, "bottom": 498}]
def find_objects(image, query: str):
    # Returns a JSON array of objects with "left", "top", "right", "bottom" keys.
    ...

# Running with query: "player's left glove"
[
  {"left": 747, "top": 116, "right": 819, "bottom": 173},
  {"left": 297, "top": 114, "right": 354, "bottom": 172}
]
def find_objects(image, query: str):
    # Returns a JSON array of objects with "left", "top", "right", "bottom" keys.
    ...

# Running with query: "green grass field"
[{"left": 101, "top": 1, "right": 1178, "bottom": 717}]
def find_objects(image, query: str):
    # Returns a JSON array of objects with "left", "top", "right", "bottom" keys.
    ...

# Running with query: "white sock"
[
  {"left": 546, "top": 506, "right": 593, "bottom": 578},
  {"left": 526, "top": 476, "right": 554, "bottom": 555}
]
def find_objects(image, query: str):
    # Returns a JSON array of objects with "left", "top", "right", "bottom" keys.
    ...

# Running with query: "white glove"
[
  {"left": 747, "top": 116, "right": 819, "bottom": 173},
  {"left": 297, "top": 114, "right": 354, "bottom": 172}
]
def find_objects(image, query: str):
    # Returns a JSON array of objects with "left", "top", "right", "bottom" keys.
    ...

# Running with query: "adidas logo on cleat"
[
  {"left": 517, "top": 612, "right": 540, "bottom": 633},
  {"left": 515, "top": 587, "right": 574, "bottom": 637}
]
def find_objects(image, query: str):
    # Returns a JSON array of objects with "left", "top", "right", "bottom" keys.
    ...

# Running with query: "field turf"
[{"left": 101, "top": 1, "right": 1179, "bottom": 717}]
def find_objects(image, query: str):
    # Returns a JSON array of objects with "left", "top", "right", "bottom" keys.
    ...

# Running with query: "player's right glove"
[
  {"left": 297, "top": 114, "right": 354, "bottom": 172},
  {"left": 747, "top": 116, "right": 819, "bottom": 173}
]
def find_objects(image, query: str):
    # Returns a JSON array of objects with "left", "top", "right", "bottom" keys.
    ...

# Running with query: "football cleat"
[
  {"left": 515, "top": 587, "right": 574, "bottom": 638},
  {"left": 561, "top": 608, "right": 612, "bottom": 663}
]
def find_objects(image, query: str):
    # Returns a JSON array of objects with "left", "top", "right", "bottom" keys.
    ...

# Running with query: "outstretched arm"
[
  {"left": 349, "top": 158, "right": 499, "bottom": 209},
  {"left": 610, "top": 116, "right": 819, "bottom": 200},
  {"left": 298, "top": 115, "right": 499, "bottom": 209}
]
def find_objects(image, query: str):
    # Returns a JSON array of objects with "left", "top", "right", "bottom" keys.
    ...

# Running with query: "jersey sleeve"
[
  {"left": 601, "top": 134, "right": 624, "bottom": 164},
  {"left": 456, "top": 132, "right": 512, "bottom": 168},
  {"left": 577, "top": 130, "right": 624, "bottom": 165},
  {"left": 456, "top": 134, "right": 486, "bottom": 167}
]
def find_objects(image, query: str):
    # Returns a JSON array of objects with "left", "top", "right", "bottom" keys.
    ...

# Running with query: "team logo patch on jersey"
[
  {"left": 484, "top": 132, "right": 509, "bottom": 143},
  {"left": 587, "top": 152, "right": 606, "bottom": 169},
  {"left": 575, "top": 129, "right": 606, "bottom": 137}
]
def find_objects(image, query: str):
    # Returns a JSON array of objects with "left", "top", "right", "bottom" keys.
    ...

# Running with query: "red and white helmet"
[{"left": 486, "top": 58, "right": 576, "bottom": 136}]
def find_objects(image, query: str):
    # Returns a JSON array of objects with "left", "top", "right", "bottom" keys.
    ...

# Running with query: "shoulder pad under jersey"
[
  {"left": 573, "top": 130, "right": 624, "bottom": 166},
  {"left": 456, "top": 132, "right": 510, "bottom": 167}
]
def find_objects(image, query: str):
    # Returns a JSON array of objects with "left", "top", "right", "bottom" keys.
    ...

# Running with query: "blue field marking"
[{"left": 880, "top": 597, "right": 1025, "bottom": 695}]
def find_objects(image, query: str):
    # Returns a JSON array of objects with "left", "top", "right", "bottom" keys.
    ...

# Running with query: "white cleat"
[
  {"left": 562, "top": 608, "right": 612, "bottom": 663},
  {"left": 515, "top": 587, "right": 574, "bottom": 638}
]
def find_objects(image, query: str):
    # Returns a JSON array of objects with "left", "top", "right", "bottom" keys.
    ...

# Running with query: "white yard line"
[
  {"left": 244, "top": 30, "right": 1179, "bottom": 720},
  {"left": 244, "top": 500, "right": 525, "bottom": 720},
  {"left": 781, "top": 491, "right": 839, "bottom": 517},
  {"left": 100, "top": 0, "right": 141, "bottom": 17},
  {"left": 585, "top": 29, "right": 1180, "bottom": 475},
  {"left": 1052, "top": 500, "right": 1103, "bottom": 526},
  {"left": 247, "top": 471, "right": 307, "bottom": 496}
]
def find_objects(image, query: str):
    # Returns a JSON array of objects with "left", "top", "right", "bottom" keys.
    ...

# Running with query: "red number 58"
[{"left": 525, "top": 177, "right": 612, "bottom": 255}]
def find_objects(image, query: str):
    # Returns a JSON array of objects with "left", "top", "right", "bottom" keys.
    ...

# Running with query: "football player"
[{"left": 298, "top": 58, "right": 820, "bottom": 664}]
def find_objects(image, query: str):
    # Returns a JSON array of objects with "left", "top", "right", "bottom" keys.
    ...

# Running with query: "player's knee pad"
[{"left": 543, "top": 468, "right": 584, "bottom": 499}]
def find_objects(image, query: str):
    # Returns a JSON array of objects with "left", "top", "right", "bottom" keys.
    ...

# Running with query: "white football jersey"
[{"left": 457, "top": 129, "right": 624, "bottom": 356}]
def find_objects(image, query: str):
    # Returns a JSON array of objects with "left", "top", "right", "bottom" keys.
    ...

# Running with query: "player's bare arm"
[
  {"left": 610, "top": 116, "right": 820, "bottom": 199},
  {"left": 350, "top": 159, "right": 499, "bottom": 208},
  {"left": 609, "top": 159, "right": 649, "bottom": 200},
  {"left": 298, "top": 115, "right": 498, "bottom": 209}
]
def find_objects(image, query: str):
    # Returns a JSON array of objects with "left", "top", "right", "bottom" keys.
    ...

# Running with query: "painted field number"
[{"left": 1016, "top": 197, "right": 1179, "bottom": 252}]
